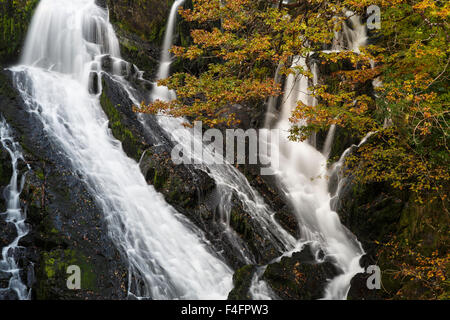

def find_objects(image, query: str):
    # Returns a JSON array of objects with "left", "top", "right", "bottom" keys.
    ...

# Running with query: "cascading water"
[
  {"left": 151, "top": 0, "right": 186, "bottom": 102},
  {"left": 12, "top": 0, "right": 233, "bottom": 299},
  {"left": 148, "top": 0, "right": 298, "bottom": 268},
  {"left": 267, "top": 57, "right": 364, "bottom": 300},
  {"left": 333, "top": 12, "right": 367, "bottom": 54},
  {"left": 0, "top": 119, "right": 30, "bottom": 300},
  {"left": 147, "top": 0, "right": 366, "bottom": 300},
  {"left": 264, "top": 15, "right": 371, "bottom": 299}
]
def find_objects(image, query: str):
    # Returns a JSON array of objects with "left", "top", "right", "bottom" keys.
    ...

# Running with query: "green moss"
[
  {"left": 227, "top": 265, "right": 256, "bottom": 300},
  {"left": 230, "top": 208, "right": 253, "bottom": 242},
  {"left": 152, "top": 168, "right": 166, "bottom": 190},
  {"left": 0, "top": 0, "right": 39, "bottom": 64},
  {"left": 0, "top": 71, "right": 17, "bottom": 99},
  {"left": 99, "top": 84, "right": 143, "bottom": 161},
  {"left": 108, "top": 0, "right": 173, "bottom": 45},
  {"left": 35, "top": 168, "right": 45, "bottom": 181},
  {"left": 37, "top": 249, "right": 97, "bottom": 299}
]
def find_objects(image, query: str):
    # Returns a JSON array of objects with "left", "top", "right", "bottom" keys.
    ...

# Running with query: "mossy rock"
[
  {"left": 99, "top": 79, "right": 144, "bottom": 161},
  {"left": 227, "top": 265, "right": 256, "bottom": 300},
  {"left": 262, "top": 244, "right": 338, "bottom": 300},
  {"left": 0, "top": 0, "right": 39, "bottom": 65},
  {"left": 36, "top": 249, "right": 97, "bottom": 299},
  {"left": 140, "top": 148, "right": 201, "bottom": 208},
  {"left": 230, "top": 207, "right": 254, "bottom": 243}
]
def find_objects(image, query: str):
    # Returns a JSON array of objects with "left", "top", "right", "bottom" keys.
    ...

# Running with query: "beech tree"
[
  {"left": 135, "top": 1, "right": 449, "bottom": 297},
  {"left": 138, "top": 0, "right": 448, "bottom": 205}
]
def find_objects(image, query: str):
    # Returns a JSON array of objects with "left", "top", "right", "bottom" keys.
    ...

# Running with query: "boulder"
[
  {"left": 227, "top": 265, "right": 257, "bottom": 300},
  {"left": 262, "top": 244, "right": 339, "bottom": 300}
]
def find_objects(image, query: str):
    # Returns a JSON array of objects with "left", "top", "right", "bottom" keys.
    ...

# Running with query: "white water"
[
  {"left": 0, "top": 119, "right": 31, "bottom": 300},
  {"left": 249, "top": 266, "right": 274, "bottom": 300},
  {"left": 333, "top": 11, "right": 367, "bottom": 54},
  {"left": 265, "top": 14, "right": 370, "bottom": 299},
  {"left": 165, "top": 119, "right": 298, "bottom": 254},
  {"left": 145, "top": 0, "right": 298, "bottom": 267},
  {"left": 12, "top": 0, "right": 233, "bottom": 300},
  {"left": 8, "top": 0, "right": 373, "bottom": 300},
  {"left": 151, "top": 0, "right": 185, "bottom": 101},
  {"left": 148, "top": 1, "right": 368, "bottom": 300},
  {"left": 268, "top": 57, "right": 364, "bottom": 300}
]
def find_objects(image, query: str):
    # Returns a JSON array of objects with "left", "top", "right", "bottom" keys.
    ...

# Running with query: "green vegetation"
[
  {"left": 108, "top": 0, "right": 175, "bottom": 44},
  {"left": 227, "top": 264, "right": 256, "bottom": 300},
  {"left": 0, "top": 0, "right": 39, "bottom": 64},
  {"left": 99, "top": 83, "right": 144, "bottom": 161},
  {"left": 37, "top": 249, "right": 97, "bottom": 299},
  {"left": 136, "top": 0, "right": 449, "bottom": 299}
]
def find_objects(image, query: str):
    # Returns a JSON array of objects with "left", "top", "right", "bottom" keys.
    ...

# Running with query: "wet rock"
[
  {"left": 88, "top": 72, "right": 99, "bottom": 95},
  {"left": 0, "top": 220, "right": 17, "bottom": 248},
  {"left": 99, "top": 73, "right": 147, "bottom": 161},
  {"left": 347, "top": 272, "right": 382, "bottom": 300},
  {"left": 95, "top": 0, "right": 107, "bottom": 9},
  {"left": 262, "top": 244, "right": 339, "bottom": 300},
  {"left": 0, "top": 70, "right": 129, "bottom": 300},
  {"left": 0, "top": 147, "right": 12, "bottom": 186},
  {"left": 0, "top": 289, "right": 19, "bottom": 300},
  {"left": 335, "top": 179, "right": 406, "bottom": 253},
  {"left": 100, "top": 55, "right": 113, "bottom": 73},
  {"left": 238, "top": 163, "right": 299, "bottom": 239},
  {"left": 107, "top": 0, "right": 170, "bottom": 80},
  {"left": 227, "top": 265, "right": 256, "bottom": 300}
]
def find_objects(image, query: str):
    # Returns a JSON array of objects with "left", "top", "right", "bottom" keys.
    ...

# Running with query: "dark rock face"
[
  {"left": 347, "top": 272, "right": 382, "bottom": 300},
  {"left": 107, "top": 0, "right": 171, "bottom": 44},
  {"left": 262, "top": 244, "right": 339, "bottom": 300},
  {"left": 0, "top": 220, "right": 17, "bottom": 249},
  {"left": 99, "top": 74, "right": 148, "bottom": 161},
  {"left": 227, "top": 265, "right": 256, "bottom": 300},
  {"left": 0, "top": 70, "right": 128, "bottom": 299},
  {"left": 0, "top": 147, "right": 13, "bottom": 212},
  {"left": 106, "top": 0, "right": 173, "bottom": 80},
  {"left": 0, "top": 0, "right": 39, "bottom": 65},
  {"left": 335, "top": 179, "right": 406, "bottom": 252},
  {"left": 238, "top": 163, "right": 299, "bottom": 239}
]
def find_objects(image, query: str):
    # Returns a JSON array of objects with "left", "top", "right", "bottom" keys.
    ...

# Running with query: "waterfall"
[
  {"left": 332, "top": 11, "right": 368, "bottom": 54},
  {"left": 147, "top": 0, "right": 298, "bottom": 267},
  {"left": 0, "top": 119, "right": 30, "bottom": 300},
  {"left": 269, "top": 57, "right": 364, "bottom": 300},
  {"left": 148, "top": 0, "right": 367, "bottom": 300},
  {"left": 249, "top": 266, "right": 275, "bottom": 300},
  {"left": 12, "top": 0, "right": 233, "bottom": 300},
  {"left": 264, "top": 14, "right": 371, "bottom": 299},
  {"left": 151, "top": 0, "right": 186, "bottom": 102}
]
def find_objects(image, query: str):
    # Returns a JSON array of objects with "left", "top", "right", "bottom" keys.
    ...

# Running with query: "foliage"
[
  {"left": 139, "top": 0, "right": 348, "bottom": 126},
  {"left": 344, "top": 1, "right": 449, "bottom": 207},
  {"left": 378, "top": 237, "right": 449, "bottom": 299},
  {"left": 139, "top": 0, "right": 449, "bottom": 207}
]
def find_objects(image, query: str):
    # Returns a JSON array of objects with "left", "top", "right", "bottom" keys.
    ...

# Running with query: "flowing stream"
[
  {"left": 12, "top": 0, "right": 233, "bottom": 300},
  {"left": 149, "top": 0, "right": 299, "bottom": 266},
  {"left": 148, "top": 1, "right": 369, "bottom": 300},
  {"left": 5, "top": 0, "right": 373, "bottom": 300},
  {"left": 264, "top": 15, "right": 369, "bottom": 299},
  {"left": 268, "top": 57, "right": 364, "bottom": 300},
  {"left": 0, "top": 119, "right": 30, "bottom": 300}
]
